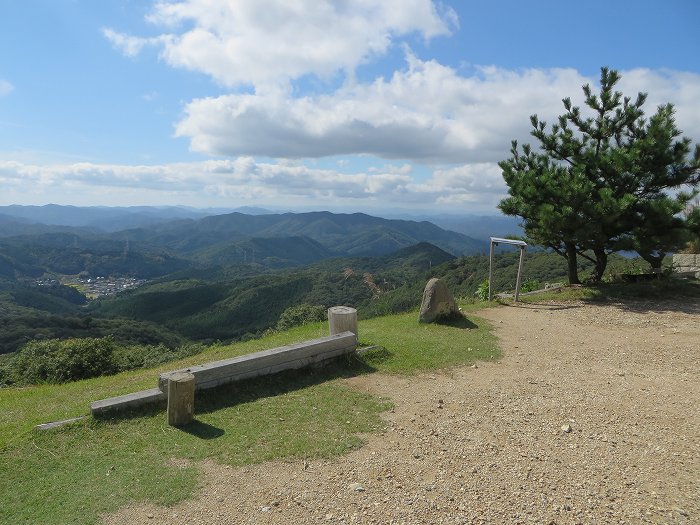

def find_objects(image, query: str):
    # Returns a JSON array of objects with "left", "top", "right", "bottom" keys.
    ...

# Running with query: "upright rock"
[{"left": 419, "top": 278, "right": 459, "bottom": 323}]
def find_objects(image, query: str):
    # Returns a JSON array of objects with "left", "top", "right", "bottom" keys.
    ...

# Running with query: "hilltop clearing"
[{"left": 106, "top": 297, "right": 699, "bottom": 525}]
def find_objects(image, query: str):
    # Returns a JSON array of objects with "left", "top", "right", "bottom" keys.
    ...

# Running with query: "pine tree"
[{"left": 499, "top": 67, "right": 700, "bottom": 283}]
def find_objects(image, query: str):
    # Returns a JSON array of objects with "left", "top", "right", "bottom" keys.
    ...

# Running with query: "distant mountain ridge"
[
  {"left": 0, "top": 204, "right": 215, "bottom": 232},
  {"left": 0, "top": 207, "right": 488, "bottom": 279},
  {"left": 122, "top": 210, "right": 487, "bottom": 259}
]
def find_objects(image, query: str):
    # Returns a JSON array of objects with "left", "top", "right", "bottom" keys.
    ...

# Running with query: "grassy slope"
[{"left": 0, "top": 306, "right": 498, "bottom": 525}]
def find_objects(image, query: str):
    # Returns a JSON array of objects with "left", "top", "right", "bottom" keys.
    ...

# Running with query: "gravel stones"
[{"left": 104, "top": 298, "right": 700, "bottom": 525}]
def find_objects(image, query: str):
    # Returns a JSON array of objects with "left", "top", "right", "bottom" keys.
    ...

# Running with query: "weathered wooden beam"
[
  {"left": 36, "top": 416, "right": 87, "bottom": 431},
  {"left": 90, "top": 388, "right": 166, "bottom": 416},
  {"left": 91, "top": 332, "right": 357, "bottom": 416},
  {"left": 158, "top": 331, "right": 357, "bottom": 393}
]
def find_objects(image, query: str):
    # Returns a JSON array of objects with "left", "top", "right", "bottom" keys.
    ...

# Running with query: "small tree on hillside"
[{"left": 499, "top": 67, "right": 700, "bottom": 283}]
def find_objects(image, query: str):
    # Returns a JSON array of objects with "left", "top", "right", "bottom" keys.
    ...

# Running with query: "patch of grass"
[
  {"left": 0, "top": 309, "right": 498, "bottom": 525},
  {"left": 359, "top": 310, "right": 499, "bottom": 374},
  {"left": 0, "top": 367, "right": 387, "bottom": 525},
  {"left": 503, "top": 277, "right": 700, "bottom": 305}
]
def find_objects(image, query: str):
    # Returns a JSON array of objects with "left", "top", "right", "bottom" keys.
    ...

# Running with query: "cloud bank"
[
  {"left": 73, "top": 1, "right": 700, "bottom": 211},
  {"left": 0, "top": 158, "right": 506, "bottom": 211},
  {"left": 105, "top": 0, "right": 700, "bottom": 164}
]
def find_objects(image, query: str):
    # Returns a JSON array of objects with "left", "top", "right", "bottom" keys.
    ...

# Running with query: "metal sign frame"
[{"left": 488, "top": 237, "right": 528, "bottom": 301}]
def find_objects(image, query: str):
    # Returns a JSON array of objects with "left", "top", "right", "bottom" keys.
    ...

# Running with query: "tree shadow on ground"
[
  {"left": 499, "top": 301, "right": 584, "bottom": 311},
  {"left": 583, "top": 279, "right": 700, "bottom": 315}
]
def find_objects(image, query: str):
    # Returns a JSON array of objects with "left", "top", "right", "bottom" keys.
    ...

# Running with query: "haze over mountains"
[
  {"left": 0, "top": 204, "right": 521, "bottom": 238},
  {"left": 0, "top": 205, "right": 524, "bottom": 277},
  {"left": 0, "top": 204, "right": 538, "bottom": 354}
]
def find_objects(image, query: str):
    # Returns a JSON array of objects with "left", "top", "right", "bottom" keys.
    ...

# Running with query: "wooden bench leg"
[{"left": 167, "top": 372, "right": 195, "bottom": 426}]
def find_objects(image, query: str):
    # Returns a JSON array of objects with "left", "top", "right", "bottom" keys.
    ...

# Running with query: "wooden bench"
[
  {"left": 90, "top": 331, "right": 357, "bottom": 416},
  {"left": 158, "top": 331, "right": 356, "bottom": 392}
]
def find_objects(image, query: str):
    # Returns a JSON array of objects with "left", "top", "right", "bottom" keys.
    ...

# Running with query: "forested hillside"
[
  {"left": 0, "top": 209, "right": 487, "bottom": 280},
  {"left": 0, "top": 206, "right": 609, "bottom": 361},
  {"left": 113, "top": 210, "right": 487, "bottom": 258}
]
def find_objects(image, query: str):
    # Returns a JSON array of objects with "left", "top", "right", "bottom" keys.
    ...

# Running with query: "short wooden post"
[
  {"left": 328, "top": 306, "right": 358, "bottom": 342},
  {"left": 167, "top": 372, "right": 195, "bottom": 427}
]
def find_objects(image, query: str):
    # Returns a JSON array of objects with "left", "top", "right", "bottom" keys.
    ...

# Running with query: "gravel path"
[{"left": 104, "top": 299, "right": 700, "bottom": 525}]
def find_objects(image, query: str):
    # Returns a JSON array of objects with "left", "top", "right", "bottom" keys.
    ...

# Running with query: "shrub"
[
  {"left": 475, "top": 279, "right": 490, "bottom": 301},
  {"left": 112, "top": 342, "right": 205, "bottom": 371},
  {"left": 12, "top": 337, "right": 118, "bottom": 384},
  {"left": 276, "top": 304, "right": 327, "bottom": 331},
  {"left": 4, "top": 337, "right": 208, "bottom": 386},
  {"left": 520, "top": 279, "right": 540, "bottom": 293}
]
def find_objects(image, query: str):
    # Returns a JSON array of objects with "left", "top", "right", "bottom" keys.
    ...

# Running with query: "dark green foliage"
[
  {"left": 499, "top": 67, "right": 700, "bottom": 283},
  {"left": 111, "top": 342, "right": 205, "bottom": 371},
  {"left": 194, "top": 236, "right": 334, "bottom": 267},
  {"left": 435, "top": 251, "right": 595, "bottom": 299},
  {"left": 519, "top": 279, "right": 540, "bottom": 293},
  {"left": 475, "top": 279, "right": 490, "bottom": 301},
  {"left": 130, "top": 210, "right": 486, "bottom": 258},
  {"left": 623, "top": 196, "right": 691, "bottom": 268},
  {"left": 0, "top": 233, "right": 189, "bottom": 279},
  {"left": 0, "top": 251, "right": 44, "bottom": 279},
  {"left": 8, "top": 283, "right": 87, "bottom": 314},
  {"left": 0, "top": 308, "right": 187, "bottom": 354},
  {"left": 10, "top": 337, "right": 119, "bottom": 384},
  {"left": 92, "top": 280, "right": 235, "bottom": 323},
  {"left": 276, "top": 304, "right": 328, "bottom": 331},
  {"left": 87, "top": 244, "right": 579, "bottom": 345},
  {"left": 0, "top": 336, "right": 206, "bottom": 386},
  {"left": 358, "top": 284, "right": 423, "bottom": 319},
  {"left": 88, "top": 243, "right": 454, "bottom": 344}
]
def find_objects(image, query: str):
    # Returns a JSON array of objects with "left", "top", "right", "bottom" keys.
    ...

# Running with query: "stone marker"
[
  {"left": 419, "top": 278, "right": 458, "bottom": 323},
  {"left": 167, "top": 371, "right": 195, "bottom": 426},
  {"left": 328, "top": 306, "right": 358, "bottom": 341}
]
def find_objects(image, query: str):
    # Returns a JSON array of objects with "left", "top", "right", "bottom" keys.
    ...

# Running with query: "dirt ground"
[{"left": 104, "top": 299, "right": 700, "bottom": 525}]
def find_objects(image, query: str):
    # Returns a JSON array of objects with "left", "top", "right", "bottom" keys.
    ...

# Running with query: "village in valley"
[{"left": 35, "top": 276, "right": 148, "bottom": 298}]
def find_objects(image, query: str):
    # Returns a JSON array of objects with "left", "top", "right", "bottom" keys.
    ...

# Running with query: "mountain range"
[{"left": 0, "top": 207, "right": 499, "bottom": 278}]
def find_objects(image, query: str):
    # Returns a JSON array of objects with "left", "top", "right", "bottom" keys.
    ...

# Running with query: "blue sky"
[{"left": 1, "top": 0, "right": 699, "bottom": 214}]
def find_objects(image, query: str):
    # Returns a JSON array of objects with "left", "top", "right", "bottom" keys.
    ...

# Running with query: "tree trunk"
[
  {"left": 638, "top": 251, "right": 664, "bottom": 270},
  {"left": 565, "top": 242, "right": 581, "bottom": 284},
  {"left": 592, "top": 248, "right": 608, "bottom": 282}
]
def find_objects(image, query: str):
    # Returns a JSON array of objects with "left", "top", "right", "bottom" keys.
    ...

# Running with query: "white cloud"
[
  {"left": 618, "top": 68, "right": 700, "bottom": 141},
  {"left": 175, "top": 60, "right": 591, "bottom": 162},
  {"left": 104, "top": 2, "right": 699, "bottom": 167},
  {"left": 0, "top": 158, "right": 503, "bottom": 211},
  {"left": 0, "top": 79, "right": 14, "bottom": 96},
  {"left": 175, "top": 61, "right": 700, "bottom": 163},
  {"left": 102, "top": 28, "right": 166, "bottom": 57},
  {"left": 106, "top": 0, "right": 456, "bottom": 88}
]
